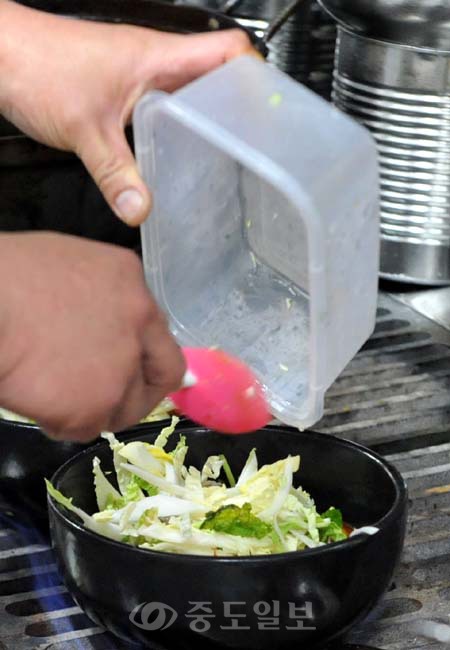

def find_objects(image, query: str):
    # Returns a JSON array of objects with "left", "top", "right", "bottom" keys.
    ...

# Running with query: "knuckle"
[
  {"left": 151, "top": 353, "right": 185, "bottom": 393},
  {"left": 124, "top": 287, "right": 161, "bottom": 332},
  {"left": 41, "top": 426, "right": 65, "bottom": 441},
  {"left": 155, "top": 307, "right": 169, "bottom": 328},
  {"left": 40, "top": 413, "right": 104, "bottom": 442},
  {"left": 63, "top": 389, "right": 125, "bottom": 435},
  {"left": 108, "top": 405, "right": 147, "bottom": 434},
  {"left": 116, "top": 247, "right": 142, "bottom": 275},
  {"left": 142, "top": 297, "right": 169, "bottom": 329},
  {"left": 95, "top": 153, "right": 127, "bottom": 195},
  {"left": 40, "top": 422, "right": 85, "bottom": 442},
  {"left": 228, "top": 28, "right": 252, "bottom": 50},
  {"left": 65, "top": 427, "right": 101, "bottom": 443},
  {"left": 148, "top": 305, "right": 169, "bottom": 332},
  {"left": 236, "top": 28, "right": 251, "bottom": 44},
  {"left": 114, "top": 249, "right": 146, "bottom": 289},
  {"left": 38, "top": 413, "right": 70, "bottom": 440},
  {"left": 128, "top": 290, "right": 157, "bottom": 331},
  {"left": 100, "top": 383, "right": 126, "bottom": 417}
]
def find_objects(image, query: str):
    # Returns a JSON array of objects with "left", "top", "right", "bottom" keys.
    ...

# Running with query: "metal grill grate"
[
  {"left": 2, "top": 290, "right": 450, "bottom": 649},
  {"left": 348, "top": 440, "right": 450, "bottom": 649},
  {"left": 317, "top": 292, "right": 450, "bottom": 455}
]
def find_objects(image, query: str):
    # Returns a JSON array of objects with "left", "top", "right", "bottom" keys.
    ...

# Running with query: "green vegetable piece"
[
  {"left": 171, "top": 434, "right": 187, "bottom": 456},
  {"left": 200, "top": 503, "right": 272, "bottom": 539},
  {"left": 220, "top": 454, "right": 236, "bottom": 487},
  {"left": 134, "top": 476, "right": 158, "bottom": 497},
  {"left": 270, "top": 528, "right": 285, "bottom": 553},
  {"left": 45, "top": 478, "right": 74, "bottom": 511},
  {"left": 269, "top": 92, "right": 282, "bottom": 107},
  {"left": 135, "top": 505, "right": 158, "bottom": 528},
  {"left": 123, "top": 477, "right": 142, "bottom": 503},
  {"left": 122, "top": 535, "right": 148, "bottom": 547},
  {"left": 123, "top": 475, "right": 158, "bottom": 503},
  {"left": 105, "top": 494, "right": 125, "bottom": 510},
  {"left": 319, "top": 507, "right": 347, "bottom": 543},
  {"left": 279, "top": 520, "right": 304, "bottom": 535},
  {"left": 154, "top": 416, "right": 179, "bottom": 448}
]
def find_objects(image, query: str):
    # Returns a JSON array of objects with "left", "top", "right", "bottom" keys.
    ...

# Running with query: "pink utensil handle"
[
  {"left": 170, "top": 347, "right": 270, "bottom": 434},
  {"left": 181, "top": 370, "right": 197, "bottom": 388}
]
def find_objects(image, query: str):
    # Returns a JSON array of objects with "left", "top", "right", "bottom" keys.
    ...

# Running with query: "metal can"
[{"left": 321, "top": 0, "right": 450, "bottom": 284}]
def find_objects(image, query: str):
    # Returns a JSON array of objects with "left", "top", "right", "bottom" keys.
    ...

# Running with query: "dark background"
[{"left": 0, "top": 116, "right": 141, "bottom": 250}]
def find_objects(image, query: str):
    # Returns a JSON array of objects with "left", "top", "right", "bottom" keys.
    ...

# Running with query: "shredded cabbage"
[
  {"left": 0, "top": 408, "right": 35, "bottom": 424},
  {"left": 46, "top": 417, "right": 354, "bottom": 556},
  {"left": 0, "top": 401, "right": 175, "bottom": 426}
]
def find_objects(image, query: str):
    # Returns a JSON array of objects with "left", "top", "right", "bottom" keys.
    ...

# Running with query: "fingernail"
[{"left": 114, "top": 189, "right": 144, "bottom": 225}]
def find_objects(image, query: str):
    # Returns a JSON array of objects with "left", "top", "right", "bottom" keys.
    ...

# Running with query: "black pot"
[{"left": 48, "top": 425, "right": 408, "bottom": 649}]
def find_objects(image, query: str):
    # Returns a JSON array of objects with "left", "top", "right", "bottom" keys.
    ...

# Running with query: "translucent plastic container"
[{"left": 134, "top": 56, "right": 379, "bottom": 430}]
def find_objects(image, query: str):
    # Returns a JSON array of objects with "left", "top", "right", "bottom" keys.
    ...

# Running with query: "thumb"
[
  {"left": 77, "top": 124, "right": 151, "bottom": 226},
  {"left": 148, "top": 29, "right": 264, "bottom": 93}
]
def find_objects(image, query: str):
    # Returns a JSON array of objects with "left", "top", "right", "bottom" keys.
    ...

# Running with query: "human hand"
[
  {"left": 0, "top": 0, "right": 258, "bottom": 225},
  {"left": 0, "top": 232, "right": 185, "bottom": 441}
]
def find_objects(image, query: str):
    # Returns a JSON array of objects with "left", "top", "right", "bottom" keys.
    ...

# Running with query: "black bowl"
[
  {"left": 0, "top": 418, "right": 89, "bottom": 520},
  {"left": 48, "top": 425, "right": 408, "bottom": 649},
  {"left": 0, "top": 417, "right": 170, "bottom": 522}
]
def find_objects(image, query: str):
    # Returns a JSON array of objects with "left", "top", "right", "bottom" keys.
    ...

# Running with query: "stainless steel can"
[
  {"left": 320, "top": 0, "right": 450, "bottom": 285},
  {"left": 267, "top": 0, "right": 336, "bottom": 100},
  {"left": 184, "top": 0, "right": 337, "bottom": 100}
]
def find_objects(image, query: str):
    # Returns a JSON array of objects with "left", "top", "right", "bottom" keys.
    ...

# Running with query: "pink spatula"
[{"left": 169, "top": 347, "right": 270, "bottom": 434}]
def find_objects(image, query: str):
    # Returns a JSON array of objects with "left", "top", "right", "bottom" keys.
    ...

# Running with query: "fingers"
[
  {"left": 108, "top": 306, "right": 185, "bottom": 433},
  {"left": 74, "top": 28, "right": 262, "bottom": 226},
  {"left": 146, "top": 29, "right": 262, "bottom": 93},
  {"left": 77, "top": 123, "right": 152, "bottom": 226},
  {"left": 41, "top": 311, "right": 185, "bottom": 442},
  {"left": 41, "top": 416, "right": 106, "bottom": 443},
  {"left": 107, "top": 310, "right": 186, "bottom": 433},
  {"left": 41, "top": 424, "right": 100, "bottom": 443},
  {"left": 141, "top": 312, "right": 186, "bottom": 395},
  {"left": 106, "top": 366, "right": 159, "bottom": 434}
]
